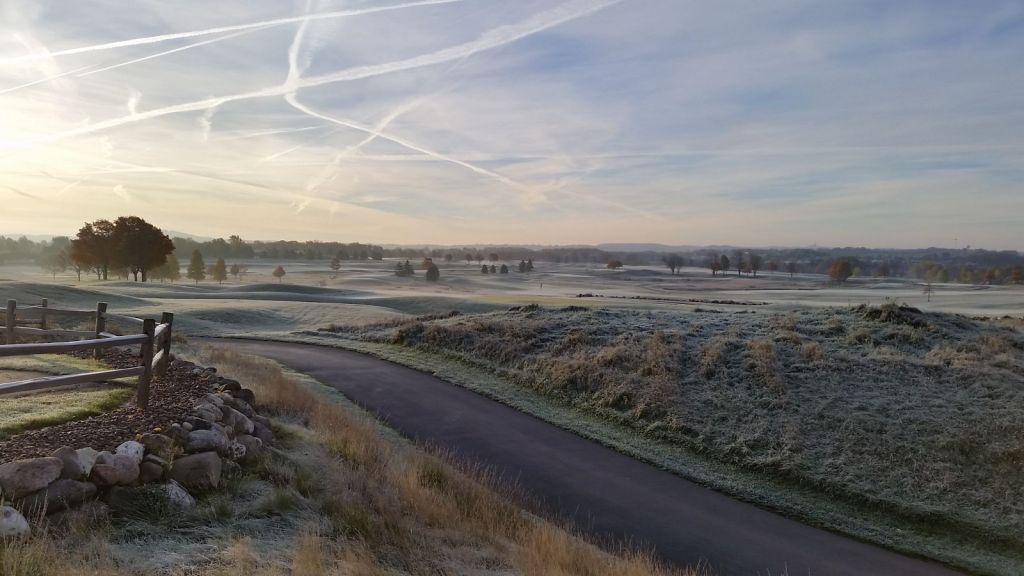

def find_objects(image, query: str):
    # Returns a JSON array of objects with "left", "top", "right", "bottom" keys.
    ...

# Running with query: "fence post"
[
  {"left": 5, "top": 300, "right": 15, "bottom": 345},
  {"left": 40, "top": 298, "right": 48, "bottom": 331},
  {"left": 138, "top": 318, "right": 155, "bottom": 411},
  {"left": 159, "top": 312, "right": 174, "bottom": 376},
  {"left": 94, "top": 302, "right": 107, "bottom": 359}
]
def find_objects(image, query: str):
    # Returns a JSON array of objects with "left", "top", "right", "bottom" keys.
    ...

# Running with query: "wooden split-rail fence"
[{"left": 0, "top": 299, "right": 173, "bottom": 410}]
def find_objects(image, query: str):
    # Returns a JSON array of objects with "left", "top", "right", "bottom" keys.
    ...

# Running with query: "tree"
[
  {"left": 404, "top": 261, "right": 414, "bottom": 276},
  {"left": 526, "top": 259, "right": 534, "bottom": 272},
  {"left": 490, "top": 264, "right": 497, "bottom": 273},
  {"left": 708, "top": 256, "right": 721, "bottom": 276},
  {"left": 230, "top": 263, "right": 240, "bottom": 280},
  {"left": 425, "top": 262, "right": 440, "bottom": 282},
  {"left": 71, "top": 219, "right": 116, "bottom": 280},
  {"left": 767, "top": 260, "right": 779, "bottom": 274},
  {"left": 152, "top": 255, "right": 181, "bottom": 283},
  {"left": 464, "top": 253, "right": 473, "bottom": 264},
  {"left": 1012, "top": 266, "right": 1024, "bottom": 285},
  {"left": 475, "top": 253, "right": 485, "bottom": 264},
  {"left": 187, "top": 250, "right": 206, "bottom": 284},
  {"left": 499, "top": 264, "right": 509, "bottom": 274},
  {"left": 607, "top": 259, "right": 623, "bottom": 269},
  {"left": 720, "top": 255, "right": 730, "bottom": 275},
  {"left": 662, "top": 254, "right": 684, "bottom": 275},
  {"left": 481, "top": 264, "right": 490, "bottom": 274},
  {"left": 212, "top": 257, "right": 228, "bottom": 284},
  {"left": 748, "top": 254, "right": 763, "bottom": 277},
  {"left": 108, "top": 216, "right": 174, "bottom": 282},
  {"left": 272, "top": 265, "right": 286, "bottom": 283},
  {"left": 518, "top": 260, "right": 527, "bottom": 273},
  {"left": 40, "top": 250, "right": 68, "bottom": 279},
  {"left": 732, "top": 250, "right": 745, "bottom": 277},
  {"left": 488, "top": 252, "right": 500, "bottom": 262},
  {"left": 828, "top": 259, "right": 853, "bottom": 284},
  {"left": 923, "top": 282, "right": 935, "bottom": 302},
  {"left": 330, "top": 255, "right": 341, "bottom": 278},
  {"left": 786, "top": 261, "right": 797, "bottom": 278},
  {"left": 444, "top": 254, "right": 453, "bottom": 263}
]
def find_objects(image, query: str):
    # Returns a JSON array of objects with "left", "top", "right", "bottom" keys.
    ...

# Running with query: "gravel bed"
[{"left": 0, "top": 349, "right": 213, "bottom": 460}]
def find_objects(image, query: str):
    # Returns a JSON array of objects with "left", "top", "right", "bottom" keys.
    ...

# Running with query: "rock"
[
  {"left": 185, "top": 417, "right": 212, "bottom": 431},
  {"left": 0, "top": 506, "right": 29, "bottom": 538},
  {"left": 89, "top": 464, "right": 120, "bottom": 488},
  {"left": 228, "top": 388, "right": 256, "bottom": 406},
  {"left": 185, "top": 428, "right": 229, "bottom": 454},
  {"left": 203, "top": 393, "right": 224, "bottom": 407},
  {"left": 169, "top": 452, "right": 221, "bottom": 491},
  {"left": 219, "top": 378, "right": 242, "bottom": 392},
  {"left": 252, "top": 414, "right": 271, "bottom": 428},
  {"left": 205, "top": 367, "right": 217, "bottom": 374},
  {"left": 213, "top": 422, "right": 235, "bottom": 441},
  {"left": 236, "top": 435, "right": 263, "bottom": 464},
  {"left": 51, "top": 446, "right": 85, "bottom": 480},
  {"left": 191, "top": 367, "right": 206, "bottom": 377},
  {"left": 253, "top": 421, "right": 274, "bottom": 446},
  {"left": 180, "top": 421, "right": 193, "bottom": 433},
  {"left": 0, "top": 457, "right": 63, "bottom": 500},
  {"left": 220, "top": 405, "right": 254, "bottom": 435},
  {"left": 139, "top": 433, "right": 175, "bottom": 461},
  {"left": 164, "top": 480, "right": 195, "bottom": 510},
  {"left": 138, "top": 461, "right": 164, "bottom": 484},
  {"left": 16, "top": 480, "right": 96, "bottom": 515},
  {"left": 93, "top": 452, "right": 139, "bottom": 486},
  {"left": 143, "top": 454, "right": 169, "bottom": 469},
  {"left": 115, "top": 441, "right": 145, "bottom": 465},
  {"left": 75, "top": 447, "right": 99, "bottom": 476},
  {"left": 224, "top": 441, "right": 246, "bottom": 462},
  {"left": 194, "top": 401, "right": 222, "bottom": 423}
]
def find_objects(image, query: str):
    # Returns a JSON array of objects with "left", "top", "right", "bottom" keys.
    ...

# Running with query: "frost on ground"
[{"left": 324, "top": 303, "right": 1024, "bottom": 547}]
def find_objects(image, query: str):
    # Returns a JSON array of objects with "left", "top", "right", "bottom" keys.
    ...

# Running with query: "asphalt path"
[{"left": 208, "top": 338, "right": 963, "bottom": 576}]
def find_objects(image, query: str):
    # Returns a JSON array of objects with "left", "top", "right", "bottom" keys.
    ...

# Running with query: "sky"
[{"left": 0, "top": 0, "right": 1022, "bottom": 249}]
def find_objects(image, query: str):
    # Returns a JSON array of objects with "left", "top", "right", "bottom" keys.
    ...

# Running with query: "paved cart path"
[{"left": 208, "top": 338, "right": 962, "bottom": 576}]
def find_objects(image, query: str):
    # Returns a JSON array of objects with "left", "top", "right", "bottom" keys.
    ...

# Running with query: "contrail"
[
  {"left": 78, "top": 27, "right": 269, "bottom": 78},
  {"left": 0, "top": 63, "right": 95, "bottom": 96},
  {"left": 17, "top": 0, "right": 623, "bottom": 150},
  {"left": 1, "top": 0, "right": 468, "bottom": 65},
  {"left": 2, "top": 185, "right": 39, "bottom": 200}
]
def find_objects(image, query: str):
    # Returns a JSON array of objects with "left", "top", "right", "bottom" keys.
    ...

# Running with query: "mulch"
[{"left": 0, "top": 349, "right": 215, "bottom": 461}]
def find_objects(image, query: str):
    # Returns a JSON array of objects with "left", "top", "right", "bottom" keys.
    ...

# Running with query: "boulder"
[
  {"left": 92, "top": 453, "right": 139, "bottom": 486},
  {"left": 224, "top": 441, "right": 246, "bottom": 462},
  {"left": 51, "top": 446, "right": 85, "bottom": 480},
  {"left": 186, "top": 428, "right": 229, "bottom": 454},
  {"left": 115, "top": 441, "right": 145, "bottom": 465},
  {"left": 139, "top": 433, "right": 175, "bottom": 461},
  {"left": 16, "top": 480, "right": 96, "bottom": 515},
  {"left": 202, "top": 393, "right": 224, "bottom": 407},
  {"left": 164, "top": 480, "right": 195, "bottom": 511},
  {"left": 0, "top": 506, "right": 29, "bottom": 538},
  {"left": 75, "top": 447, "right": 99, "bottom": 476},
  {"left": 227, "top": 398, "right": 255, "bottom": 418},
  {"left": 185, "top": 417, "right": 212, "bottom": 431},
  {"left": 219, "top": 378, "right": 242, "bottom": 392},
  {"left": 253, "top": 421, "right": 274, "bottom": 445},
  {"left": 220, "top": 405, "right": 254, "bottom": 435},
  {"left": 138, "top": 461, "right": 164, "bottom": 484},
  {"left": 236, "top": 435, "right": 263, "bottom": 465},
  {"left": 169, "top": 452, "right": 221, "bottom": 491},
  {"left": 228, "top": 388, "right": 256, "bottom": 406},
  {"left": 213, "top": 422, "right": 235, "bottom": 441},
  {"left": 143, "top": 454, "right": 169, "bottom": 469},
  {"left": 0, "top": 457, "right": 63, "bottom": 500},
  {"left": 193, "top": 402, "right": 222, "bottom": 423}
]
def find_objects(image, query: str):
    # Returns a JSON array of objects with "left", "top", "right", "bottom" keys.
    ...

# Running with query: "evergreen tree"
[
  {"left": 526, "top": 259, "right": 534, "bottom": 272},
  {"left": 187, "top": 250, "right": 206, "bottom": 284},
  {"left": 481, "top": 264, "right": 490, "bottom": 274},
  {"left": 230, "top": 263, "right": 240, "bottom": 279},
  {"left": 500, "top": 264, "right": 509, "bottom": 274},
  {"left": 212, "top": 257, "right": 228, "bottom": 284},
  {"left": 425, "top": 263, "right": 440, "bottom": 282},
  {"left": 403, "top": 260, "right": 414, "bottom": 276},
  {"left": 518, "top": 260, "right": 527, "bottom": 272}
]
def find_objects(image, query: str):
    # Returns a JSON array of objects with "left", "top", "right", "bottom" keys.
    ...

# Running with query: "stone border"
[{"left": 0, "top": 358, "right": 274, "bottom": 537}]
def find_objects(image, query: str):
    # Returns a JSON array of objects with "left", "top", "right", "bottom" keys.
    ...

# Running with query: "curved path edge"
[{"left": 203, "top": 337, "right": 963, "bottom": 576}]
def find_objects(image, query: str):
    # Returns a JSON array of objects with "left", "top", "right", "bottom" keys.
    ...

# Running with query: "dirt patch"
[{"left": 0, "top": 350, "right": 213, "bottom": 461}]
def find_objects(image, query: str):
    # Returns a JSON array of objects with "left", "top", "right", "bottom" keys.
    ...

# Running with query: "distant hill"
[{"left": 596, "top": 243, "right": 700, "bottom": 253}]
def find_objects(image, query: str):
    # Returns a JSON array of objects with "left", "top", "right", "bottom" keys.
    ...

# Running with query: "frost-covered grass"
[{"left": 317, "top": 302, "right": 1024, "bottom": 574}]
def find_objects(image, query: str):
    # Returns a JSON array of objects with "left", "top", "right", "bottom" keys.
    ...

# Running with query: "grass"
[
  {"left": 0, "top": 346, "right": 694, "bottom": 575},
  {"left": 311, "top": 301, "right": 1024, "bottom": 575},
  {"left": 0, "top": 354, "right": 136, "bottom": 440}
]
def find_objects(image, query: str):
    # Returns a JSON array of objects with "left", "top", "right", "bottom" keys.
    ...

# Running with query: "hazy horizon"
[{"left": 2, "top": 1, "right": 1022, "bottom": 249}]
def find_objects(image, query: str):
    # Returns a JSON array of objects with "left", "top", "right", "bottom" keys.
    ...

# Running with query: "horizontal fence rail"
[{"left": 0, "top": 299, "right": 173, "bottom": 410}]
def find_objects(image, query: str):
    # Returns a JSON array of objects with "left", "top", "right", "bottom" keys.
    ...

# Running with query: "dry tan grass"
[
  {"left": 747, "top": 338, "right": 782, "bottom": 392},
  {"left": 205, "top": 347, "right": 693, "bottom": 576},
  {"left": 699, "top": 337, "right": 729, "bottom": 378}
]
